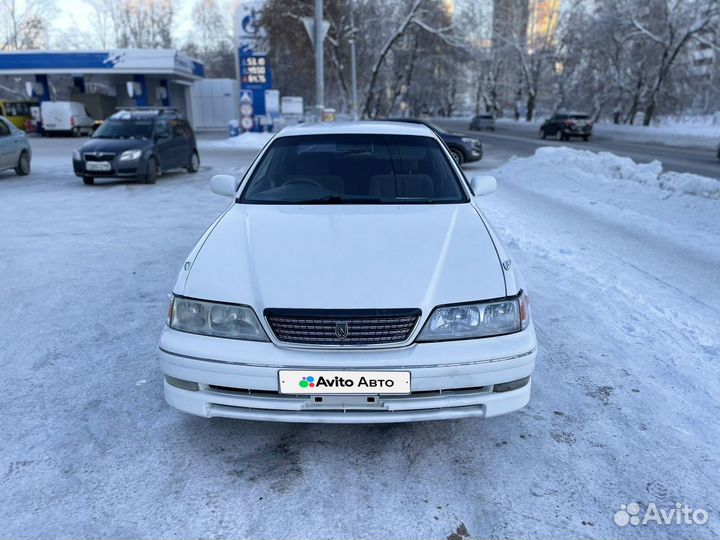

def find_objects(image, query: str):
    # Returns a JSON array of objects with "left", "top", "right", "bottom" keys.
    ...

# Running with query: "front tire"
[
  {"left": 14, "top": 151, "right": 30, "bottom": 176},
  {"left": 555, "top": 130, "right": 564, "bottom": 141},
  {"left": 82, "top": 176, "right": 94, "bottom": 185},
  {"left": 186, "top": 150, "right": 200, "bottom": 173},
  {"left": 144, "top": 157, "right": 159, "bottom": 184},
  {"left": 448, "top": 147, "right": 465, "bottom": 165},
  {"left": 540, "top": 129, "right": 547, "bottom": 140},
  {"left": 582, "top": 135, "right": 590, "bottom": 141}
]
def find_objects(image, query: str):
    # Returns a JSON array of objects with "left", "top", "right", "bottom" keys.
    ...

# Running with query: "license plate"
[
  {"left": 86, "top": 161, "right": 111, "bottom": 171},
  {"left": 279, "top": 370, "right": 411, "bottom": 395}
]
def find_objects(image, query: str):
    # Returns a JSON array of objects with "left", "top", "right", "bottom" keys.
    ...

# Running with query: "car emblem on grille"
[{"left": 335, "top": 321, "right": 349, "bottom": 339}]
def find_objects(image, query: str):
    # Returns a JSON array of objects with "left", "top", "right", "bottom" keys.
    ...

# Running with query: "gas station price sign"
[{"left": 241, "top": 56, "right": 268, "bottom": 87}]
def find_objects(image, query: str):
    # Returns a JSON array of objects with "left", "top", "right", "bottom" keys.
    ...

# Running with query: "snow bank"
[
  {"left": 658, "top": 170, "right": 720, "bottom": 199},
  {"left": 496, "top": 146, "right": 720, "bottom": 199}
]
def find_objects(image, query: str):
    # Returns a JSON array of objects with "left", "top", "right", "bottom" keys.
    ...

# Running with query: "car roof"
[
  {"left": 276, "top": 121, "right": 436, "bottom": 138},
  {"left": 109, "top": 109, "right": 185, "bottom": 121}
]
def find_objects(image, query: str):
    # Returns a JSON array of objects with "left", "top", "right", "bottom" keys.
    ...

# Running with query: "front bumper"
[
  {"left": 562, "top": 128, "right": 592, "bottom": 137},
  {"left": 163, "top": 377, "right": 531, "bottom": 423},
  {"left": 464, "top": 142, "right": 483, "bottom": 162},
  {"left": 73, "top": 157, "right": 147, "bottom": 178},
  {"left": 158, "top": 325, "right": 537, "bottom": 423}
]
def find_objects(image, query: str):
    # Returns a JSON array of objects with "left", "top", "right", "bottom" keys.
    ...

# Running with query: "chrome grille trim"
[{"left": 265, "top": 308, "right": 421, "bottom": 346}]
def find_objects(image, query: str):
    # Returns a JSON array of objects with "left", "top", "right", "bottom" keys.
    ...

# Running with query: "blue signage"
[{"left": 239, "top": 54, "right": 272, "bottom": 119}]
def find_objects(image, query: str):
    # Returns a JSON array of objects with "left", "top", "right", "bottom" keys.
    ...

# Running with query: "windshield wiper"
[{"left": 293, "top": 195, "right": 383, "bottom": 204}]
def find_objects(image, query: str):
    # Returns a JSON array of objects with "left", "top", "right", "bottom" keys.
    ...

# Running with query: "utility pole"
[
  {"left": 349, "top": 0, "right": 358, "bottom": 120},
  {"left": 314, "top": 0, "right": 324, "bottom": 120}
]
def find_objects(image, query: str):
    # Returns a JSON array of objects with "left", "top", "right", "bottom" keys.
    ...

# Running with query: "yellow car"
[{"left": 0, "top": 100, "right": 37, "bottom": 131}]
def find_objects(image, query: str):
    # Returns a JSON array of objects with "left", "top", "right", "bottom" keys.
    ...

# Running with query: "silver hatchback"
[{"left": 0, "top": 116, "right": 31, "bottom": 176}]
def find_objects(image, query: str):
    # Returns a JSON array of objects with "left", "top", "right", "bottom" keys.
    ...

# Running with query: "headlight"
[
  {"left": 417, "top": 292, "right": 529, "bottom": 342},
  {"left": 73, "top": 150, "right": 81, "bottom": 161},
  {"left": 461, "top": 137, "right": 478, "bottom": 145},
  {"left": 119, "top": 149, "right": 143, "bottom": 161},
  {"left": 168, "top": 296, "right": 269, "bottom": 341}
]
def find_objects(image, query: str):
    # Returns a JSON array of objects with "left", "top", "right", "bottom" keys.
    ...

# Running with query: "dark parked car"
[
  {"left": 469, "top": 113, "right": 495, "bottom": 131},
  {"left": 540, "top": 113, "right": 593, "bottom": 141},
  {"left": 72, "top": 108, "right": 200, "bottom": 185},
  {"left": 384, "top": 118, "right": 482, "bottom": 165}
]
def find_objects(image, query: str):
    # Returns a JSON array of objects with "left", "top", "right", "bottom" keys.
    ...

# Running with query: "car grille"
[
  {"left": 84, "top": 152, "right": 115, "bottom": 162},
  {"left": 265, "top": 308, "right": 421, "bottom": 346}
]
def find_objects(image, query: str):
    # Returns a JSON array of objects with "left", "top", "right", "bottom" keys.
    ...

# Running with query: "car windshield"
[
  {"left": 93, "top": 119, "right": 153, "bottom": 139},
  {"left": 569, "top": 115, "right": 590, "bottom": 120},
  {"left": 240, "top": 134, "right": 468, "bottom": 205}
]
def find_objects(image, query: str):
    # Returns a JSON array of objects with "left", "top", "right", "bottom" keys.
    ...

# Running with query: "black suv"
[
  {"left": 540, "top": 113, "right": 593, "bottom": 141},
  {"left": 383, "top": 118, "right": 483, "bottom": 165},
  {"left": 73, "top": 108, "right": 199, "bottom": 185}
]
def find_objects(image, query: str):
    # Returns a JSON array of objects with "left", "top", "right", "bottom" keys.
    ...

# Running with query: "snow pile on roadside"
[
  {"left": 658, "top": 170, "right": 720, "bottom": 199},
  {"left": 222, "top": 132, "right": 274, "bottom": 149},
  {"left": 497, "top": 146, "right": 720, "bottom": 199}
]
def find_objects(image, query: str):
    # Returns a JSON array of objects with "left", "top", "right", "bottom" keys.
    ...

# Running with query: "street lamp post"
[
  {"left": 349, "top": 0, "right": 358, "bottom": 120},
  {"left": 314, "top": 0, "right": 324, "bottom": 119}
]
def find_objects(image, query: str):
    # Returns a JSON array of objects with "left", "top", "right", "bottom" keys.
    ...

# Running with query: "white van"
[{"left": 41, "top": 101, "right": 95, "bottom": 136}]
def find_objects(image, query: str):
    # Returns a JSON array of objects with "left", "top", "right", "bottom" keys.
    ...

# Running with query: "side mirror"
[
  {"left": 210, "top": 174, "right": 239, "bottom": 197},
  {"left": 470, "top": 175, "right": 497, "bottom": 196}
]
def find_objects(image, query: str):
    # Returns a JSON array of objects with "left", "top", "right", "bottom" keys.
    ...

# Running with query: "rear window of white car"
[{"left": 240, "top": 134, "right": 468, "bottom": 204}]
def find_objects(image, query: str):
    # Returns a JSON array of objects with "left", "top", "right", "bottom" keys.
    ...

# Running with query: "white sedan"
[{"left": 159, "top": 121, "right": 537, "bottom": 423}]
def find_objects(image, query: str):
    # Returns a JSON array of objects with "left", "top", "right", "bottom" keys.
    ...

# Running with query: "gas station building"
[{"left": 0, "top": 49, "right": 205, "bottom": 123}]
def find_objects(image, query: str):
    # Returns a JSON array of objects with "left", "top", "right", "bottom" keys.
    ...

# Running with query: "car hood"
[
  {"left": 79, "top": 138, "right": 152, "bottom": 153},
  {"left": 181, "top": 204, "right": 506, "bottom": 314}
]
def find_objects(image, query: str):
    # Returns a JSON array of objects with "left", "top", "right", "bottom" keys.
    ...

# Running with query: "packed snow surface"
[
  {"left": 0, "top": 137, "right": 718, "bottom": 539},
  {"left": 217, "top": 131, "right": 274, "bottom": 149}
]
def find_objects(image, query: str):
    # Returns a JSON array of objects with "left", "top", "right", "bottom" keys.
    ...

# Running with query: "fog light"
[
  {"left": 493, "top": 376, "right": 530, "bottom": 393},
  {"left": 165, "top": 375, "right": 199, "bottom": 391}
]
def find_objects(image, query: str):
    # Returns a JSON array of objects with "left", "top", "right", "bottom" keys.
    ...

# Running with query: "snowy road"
[
  {"left": 1, "top": 135, "right": 718, "bottom": 539},
  {"left": 435, "top": 118, "right": 720, "bottom": 180}
]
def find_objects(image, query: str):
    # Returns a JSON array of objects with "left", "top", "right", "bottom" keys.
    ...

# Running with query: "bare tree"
[
  {"left": 361, "top": 0, "right": 424, "bottom": 117},
  {"left": 112, "top": 0, "right": 177, "bottom": 49},
  {"left": 83, "top": 0, "right": 120, "bottom": 48},
  {"left": 0, "top": 0, "right": 53, "bottom": 50},
  {"left": 182, "top": 0, "right": 234, "bottom": 77},
  {"left": 628, "top": 0, "right": 720, "bottom": 125}
]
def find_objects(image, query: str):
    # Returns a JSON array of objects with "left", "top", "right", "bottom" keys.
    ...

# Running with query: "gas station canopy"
[
  {"left": 0, "top": 49, "right": 204, "bottom": 121},
  {"left": 0, "top": 49, "right": 204, "bottom": 79}
]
